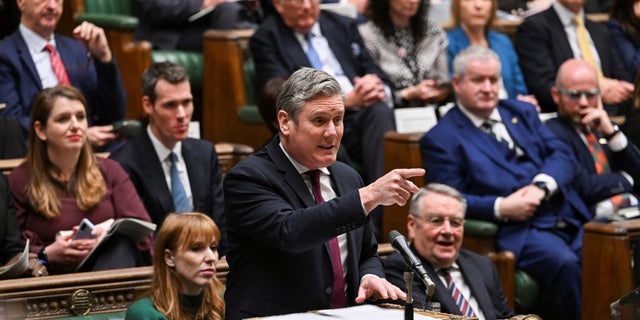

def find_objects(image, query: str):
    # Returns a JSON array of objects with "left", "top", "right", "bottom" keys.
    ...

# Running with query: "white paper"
[
  {"left": 0, "top": 239, "right": 30, "bottom": 280},
  {"left": 255, "top": 305, "right": 441, "bottom": 320},
  {"left": 395, "top": 107, "right": 438, "bottom": 134}
]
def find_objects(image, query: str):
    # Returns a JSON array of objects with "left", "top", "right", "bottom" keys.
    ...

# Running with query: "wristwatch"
[
  {"left": 532, "top": 181, "right": 550, "bottom": 199},
  {"left": 37, "top": 247, "right": 48, "bottom": 264},
  {"left": 604, "top": 125, "right": 621, "bottom": 141}
]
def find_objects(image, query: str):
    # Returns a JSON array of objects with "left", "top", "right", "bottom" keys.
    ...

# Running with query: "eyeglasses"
[
  {"left": 415, "top": 214, "right": 465, "bottom": 229},
  {"left": 557, "top": 88, "right": 600, "bottom": 102},
  {"left": 282, "top": 0, "right": 321, "bottom": 7}
]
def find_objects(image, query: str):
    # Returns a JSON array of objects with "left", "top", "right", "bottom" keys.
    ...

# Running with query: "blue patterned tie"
[
  {"left": 306, "top": 33, "right": 323, "bottom": 70},
  {"left": 169, "top": 152, "right": 191, "bottom": 213}
]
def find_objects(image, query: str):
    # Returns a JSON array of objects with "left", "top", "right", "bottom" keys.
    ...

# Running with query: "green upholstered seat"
[
  {"left": 464, "top": 219, "right": 542, "bottom": 312},
  {"left": 238, "top": 60, "right": 263, "bottom": 124},
  {"left": 58, "top": 311, "right": 126, "bottom": 320},
  {"left": 75, "top": 0, "right": 137, "bottom": 30}
]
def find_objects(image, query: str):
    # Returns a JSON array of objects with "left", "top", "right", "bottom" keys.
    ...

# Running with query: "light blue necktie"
[
  {"left": 306, "top": 33, "right": 323, "bottom": 70},
  {"left": 169, "top": 152, "right": 191, "bottom": 213}
]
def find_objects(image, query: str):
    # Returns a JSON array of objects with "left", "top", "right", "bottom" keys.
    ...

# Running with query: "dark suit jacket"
[
  {"left": 223, "top": 136, "right": 383, "bottom": 320},
  {"left": 0, "top": 174, "right": 24, "bottom": 266},
  {"left": 384, "top": 246, "right": 514, "bottom": 319},
  {"left": 514, "top": 7, "right": 630, "bottom": 112},
  {"left": 546, "top": 116, "right": 640, "bottom": 209},
  {"left": 249, "top": 10, "right": 390, "bottom": 92},
  {"left": 109, "top": 129, "right": 226, "bottom": 253},
  {"left": 0, "top": 30, "right": 126, "bottom": 136},
  {"left": 420, "top": 100, "right": 592, "bottom": 258},
  {"left": 0, "top": 115, "right": 26, "bottom": 159}
]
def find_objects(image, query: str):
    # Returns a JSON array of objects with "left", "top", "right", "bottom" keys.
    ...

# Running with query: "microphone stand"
[{"left": 404, "top": 268, "right": 413, "bottom": 320}]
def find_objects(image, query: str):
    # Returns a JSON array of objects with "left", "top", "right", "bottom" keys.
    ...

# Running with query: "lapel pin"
[{"left": 511, "top": 117, "right": 518, "bottom": 124}]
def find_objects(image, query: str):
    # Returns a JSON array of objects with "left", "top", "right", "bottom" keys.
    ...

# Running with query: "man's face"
[
  {"left": 556, "top": 0, "right": 585, "bottom": 13},
  {"left": 279, "top": 94, "right": 344, "bottom": 170},
  {"left": 18, "top": 0, "right": 63, "bottom": 39},
  {"left": 408, "top": 192, "right": 464, "bottom": 269},
  {"left": 143, "top": 79, "right": 193, "bottom": 149},
  {"left": 273, "top": 0, "right": 321, "bottom": 34},
  {"left": 552, "top": 63, "right": 600, "bottom": 124},
  {"left": 453, "top": 57, "right": 500, "bottom": 119}
]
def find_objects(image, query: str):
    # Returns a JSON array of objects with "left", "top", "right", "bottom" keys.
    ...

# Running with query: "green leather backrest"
[
  {"left": 463, "top": 219, "right": 499, "bottom": 237},
  {"left": 151, "top": 51, "right": 204, "bottom": 93},
  {"left": 58, "top": 311, "right": 126, "bottom": 320},
  {"left": 238, "top": 60, "right": 263, "bottom": 124},
  {"left": 84, "top": 0, "right": 133, "bottom": 15}
]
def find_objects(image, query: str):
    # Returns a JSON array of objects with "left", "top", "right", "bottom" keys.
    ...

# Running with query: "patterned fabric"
[
  {"left": 440, "top": 268, "right": 476, "bottom": 317},
  {"left": 358, "top": 19, "right": 449, "bottom": 91},
  {"left": 169, "top": 152, "right": 191, "bottom": 213},
  {"left": 306, "top": 169, "right": 346, "bottom": 308},
  {"left": 43, "top": 44, "right": 70, "bottom": 85},
  {"left": 584, "top": 129, "right": 632, "bottom": 210}
]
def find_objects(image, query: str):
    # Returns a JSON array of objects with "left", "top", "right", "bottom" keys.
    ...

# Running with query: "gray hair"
[
  {"left": 142, "top": 62, "right": 190, "bottom": 104},
  {"left": 409, "top": 183, "right": 467, "bottom": 217},
  {"left": 452, "top": 45, "right": 501, "bottom": 80},
  {"left": 276, "top": 67, "right": 343, "bottom": 125}
]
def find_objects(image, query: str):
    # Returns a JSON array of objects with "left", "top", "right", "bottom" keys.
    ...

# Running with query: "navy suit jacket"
[
  {"left": 249, "top": 10, "right": 390, "bottom": 92},
  {"left": 109, "top": 129, "right": 226, "bottom": 253},
  {"left": 420, "top": 100, "right": 591, "bottom": 257},
  {"left": 514, "top": 7, "right": 630, "bottom": 112},
  {"left": 0, "top": 175, "right": 24, "bottom": 266},
  {"left": 384, "top": 246, "right": 514, "bottom": 319},
  {"left": 223, "top": 136, "right": 383, "bottom": 320},
  {"left": 0, "top": 31, "right": 126, "bottom": 136},
  {"left": 546, "top": 116, "right": 640, "bottom": 209}
]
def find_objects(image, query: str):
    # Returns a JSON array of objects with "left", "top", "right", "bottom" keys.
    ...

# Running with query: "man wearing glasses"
[
  {"left": 421, "top": 45, "right": 590, "bottom": 320},
  {"left": 546, "top": 58, "right": 640, "bottom": 221},
  {"left": 384, "top": 184, "right": 514, "bottom": 320}
]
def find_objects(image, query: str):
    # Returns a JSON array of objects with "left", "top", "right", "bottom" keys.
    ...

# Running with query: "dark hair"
[
  {"left": 365, "top": 0, "right": 428, "bottom": 43},
  {"left": 258, "top": 76, "right": 288, "bottom": 135},
  {"left": 141, "top": 62, "right": 190, "bottom": 104},
  {"left": 610, "top": 0, "right": 640, "bottom": 39}
]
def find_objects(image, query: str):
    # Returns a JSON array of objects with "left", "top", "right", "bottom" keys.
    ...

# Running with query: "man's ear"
[
  {"left": 142, "top": 96, "right": 153, "bottom": 116},
  {"left": 551, "top": 86, "right": 560, "bottom": 105},
  {"left": 407, "top": 215, "right": 416, "bottom": 241},
  {"left": 278, "top": 110, "right": 291, "bottom": 136},
  {"left": 451, "top": 75, "right": 460, "bottom": 95},
  {"left": 164, "top": 249, "right": 175, "bottom": 267}
]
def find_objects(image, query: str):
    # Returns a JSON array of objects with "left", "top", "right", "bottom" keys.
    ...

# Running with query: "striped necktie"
[
  {"left": 440, "top": 268, "right": 476, "bottom": 317},
  {"left": 169, "top": 152, "right": 191, "bottom": 213},
  {"left": 305, "top": 33, "right": 323, "bottom": 70},
  {"left": 43, "top": 44, "right": 70, "bottom": 85}
]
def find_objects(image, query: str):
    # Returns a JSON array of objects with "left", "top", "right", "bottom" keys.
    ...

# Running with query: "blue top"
[
  {"left": 606, "top": 19, "right": 640, "bottom": 80},
  {"left": 447, "top": 26, "right": 528, "bottom": 98}
]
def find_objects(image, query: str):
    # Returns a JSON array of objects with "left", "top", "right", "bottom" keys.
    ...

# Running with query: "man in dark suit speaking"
[
  {"left": 223, "top": 67, "right": 424, "bottom": 320},
  {"left": 110, "top": 62, "right": 226, "bottom": 253}
]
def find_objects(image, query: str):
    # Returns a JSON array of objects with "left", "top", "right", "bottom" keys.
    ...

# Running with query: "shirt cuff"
[
  {"left": 607, "top": 132, "right": 627, "bottom": 152},
  {"left": 494, "top": 197, "right": 504, "bottom": 220},
  {"left": 532, "top": 173, "right": 558, "bottom": 197}
]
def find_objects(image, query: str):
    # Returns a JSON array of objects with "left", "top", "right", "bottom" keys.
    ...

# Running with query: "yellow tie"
[{"left": 573, "top": 15, "right": 603, "bottom": 77}]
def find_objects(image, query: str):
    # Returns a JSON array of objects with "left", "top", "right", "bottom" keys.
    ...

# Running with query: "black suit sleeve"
[{"left": 0, "top": 175, "right": 24, "bottom": 266}]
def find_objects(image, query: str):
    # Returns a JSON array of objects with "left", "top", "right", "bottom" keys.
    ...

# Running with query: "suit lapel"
[
  {"left": 182, "top": 140, "right": 204, "bottom": 211},
  {"left": 450, "top": 107, "right": 520, "bottom": 176},
  {"left": 266, "top": 137, "right": 316, "bottom": 208},
  {"left": 458, "top": 254, "right": 495, "bottom": 318},
  {"left": 547, "top": 8, "right": 575, "bottom": 60},
  {"left": 138, "top": 131, "right": 175, "bottom": 213},
  {"left": 276, "top": 18, "right": 312, "bottom": 70},
  {"left": 13, "top": 33, "right": 42, "bottom": 90}
]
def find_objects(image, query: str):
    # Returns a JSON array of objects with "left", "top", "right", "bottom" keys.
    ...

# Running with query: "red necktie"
[
  {"left": 306, "top": 169, "right": 346, "bottom": 308},
  {"left": 584, "top": 128, "right": 631, "bottom": 210},
  {"left": 43, "top": 44, "right": 70, "bottom": 85}
]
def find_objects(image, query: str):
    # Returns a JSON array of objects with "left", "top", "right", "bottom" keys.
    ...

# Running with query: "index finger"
[{"left": 395, "top": 168, "right": 426, "bottom": 179}]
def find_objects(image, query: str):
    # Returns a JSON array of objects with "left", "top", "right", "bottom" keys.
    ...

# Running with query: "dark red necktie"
[
  {"left": 306, "top": 169, "right": 346, "bottom": 308},
  {"left": 43, "top": 44, "right": 70, "bottom": 85}
]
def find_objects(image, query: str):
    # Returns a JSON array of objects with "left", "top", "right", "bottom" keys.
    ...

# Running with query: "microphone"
[{"left": 389, "top": 230, "right": 436, "bottom": 297}]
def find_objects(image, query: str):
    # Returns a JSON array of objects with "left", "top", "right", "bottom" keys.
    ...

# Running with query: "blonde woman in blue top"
[{"left": 447, "top": 0, "right": 538, "bottom": 109}]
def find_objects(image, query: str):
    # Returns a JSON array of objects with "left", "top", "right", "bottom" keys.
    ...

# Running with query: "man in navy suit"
[
  {"left": 546, "top": 59, "right": 640, "bottom": 219},
  {"left": 0, "top": 0, "right": 126, "bottom": 148},
  {"left": 249, "top": 0, "right": 394, "bottom": 186},
  {"left": 110, "top": 62, "right": 226, "bottom": 253},
  {"left": 384, "top": 183, "right": 514, "bottom": 320},
  {"left": 421, "top": 46, "right": 591, "bottom": 320},
  {"left": 514, "top": 0, "right": 633, "bottom": 113},
  {"left": 224, "top": 67, "right": 424, "bottom": 320}
]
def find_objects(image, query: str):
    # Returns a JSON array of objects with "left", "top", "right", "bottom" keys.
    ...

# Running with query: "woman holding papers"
[
  {"left": 358, "top": 0, "right": 451, "bottom": 108},
  {"left": 8, "top": 86, "right": 153, "bottom": 275},
  {"left": 126, "top": 213, "right": 224, "bottom": 320}
]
